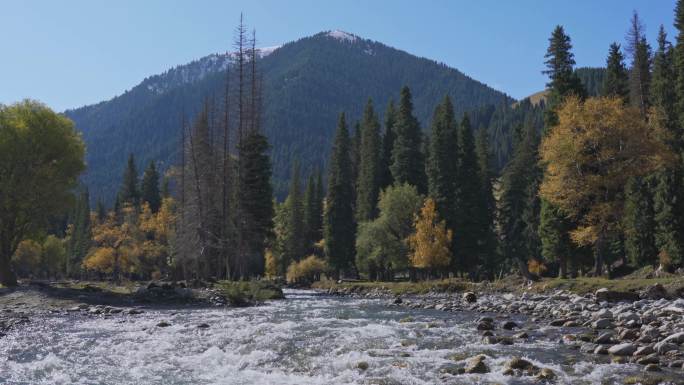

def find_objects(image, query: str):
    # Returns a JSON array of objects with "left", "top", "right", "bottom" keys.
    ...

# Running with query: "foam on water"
[{"left": 0, "top": 290, "right": 673, "bottom": 384}]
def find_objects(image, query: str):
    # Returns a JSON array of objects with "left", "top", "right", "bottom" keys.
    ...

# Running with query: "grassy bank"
[
  {"left": 312, "top": 274, "right": 684, "bottom": 296},
  {"left": 216, "top": 280, "right": 284, "bottom": 304}
]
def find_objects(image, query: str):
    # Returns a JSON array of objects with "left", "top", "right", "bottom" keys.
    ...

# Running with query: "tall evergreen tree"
[
  {"left": 356, "top": 99, "right": 382, "bottom": 221},
  {"left": 454, "top": 115, "right": 482, "bottom": 277},
  {"left": 67, "top": 187, "right": 91, "bottom": 277},
  {"left": 427, "top": 96, "right": 458, "bottom": 237},
  {"left": 324, "top": 113, "right": 357, "bottom": 277},
  {"left": 626, "top": 11, "right": 652, "bottom": 116},
  {"left": 391, "top": 86, "right": 426, "bottom": 193},
  {"left": 303, "top": 172, "right": 323, "bottom": 250},
  {"left": 475, "top": 128, "right": 499, "bottom": 278},
  {"left": 119, "top": 153, "right": 139, "bottom": 206},
  {"left": 539, "top": 25, "right": 584, "bottom": 274},
  {"left": 379, "top": 100, "right": 397, "bottom": 190},
  {"left": 624, "top": 177, "right": 658, "bottom": 267},
  {"left": 283, "top": 160, "right": 305, "bottom": 265},
  {"left": 602, "top": 42, "right": 630, "bottom": 101},
  {"left": 675, "top": 0, "right": 684, "bottom": 128},
  {"left": 651, "top": 26, "right": 684, "bottom": 268},
  {"left": 140, "top": 161, "right": 161, "bottom": 213}
]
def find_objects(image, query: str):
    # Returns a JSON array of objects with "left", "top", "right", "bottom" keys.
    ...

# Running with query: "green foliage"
[
  {"left": 356, "top": 99, "right": 382, "bottom": 221},
  {"left": 626, "top": 12, "right": 652, "bottom": 116},
  {"left": 475, "top": 128, "right": 500, "bottom": 277},
  {"left": 303, "top": 171, "right": 324, "bottom": 250},
  {"left": 624, "top": 177, "right": 658, "bottom": 267},
  {"left": 283, "top": 161, "right": 306, "bottom": 266},
  {"left": 602, "top": 43, "right": 630, "bottom": 101},
  {"left": 379, "top": 100, "right": 397, "bottom": 190},
  {"left": 119, "top": 153, "right": 140, "bottom": 207},
  {"left": 324, "top": 113, "right": 357, "bottom": 276},
  {"left": 67, "top": 187, "right": 91, "bottom": 277},
  {"left": 427, "top": 96, "right": 458, "bottom": 231},
  {"left": 356, "top": 183, "right": 423, "bottom": 280},
  {"left": 140, "top": 161, "right": 161, "bottom": 213},
  {"left": 391, "top": 86, "right": 427, "bottom": 193},
  {"left": 574, "top": 67, "right": 605, "bottom": 97},
  {"left": 0, "top": 100, "right": 86, "bottom": 286},
  {"left": 42, "top": 235, "right": 67, "bottom": 278}
]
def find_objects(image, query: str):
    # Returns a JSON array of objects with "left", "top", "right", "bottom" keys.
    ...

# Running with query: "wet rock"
[
  {"left": 482, "top": 335, "right": 499, "bottom": 344},
  {"left": 66, "top": 306, "right": 81, "bottom": 312},
  {"left": 654, "top": 341, "right": 677, "bottom": 354},
  {"left": 619, "top": 329, "right": 639, "bottom": 341},
  {"left": 197, "top": 323, "right": 210, "bottom": 329},
  {"left": 592, "top": 309, "right": 613, "bottom": 320},
  {"left": 156, "top": 321, "right": 171, "bottom": 327},
  {"left": 514, "top": 331, "right": 529, "bottom": 339},
  {"left": 537, "top": 367, "right": 556, "bottom": 381},
  {"left": 595, "top": 332, "right": 614, "bottom": 344},
  {"left": 476, "top": 321, "right": 494, "bottom": 331},
  {"left": 591, "top": 318, "right": 613, "bottom": 329},
  {"left": 595, "top": 288, "right": 639, "bottom": 302},
  {"left": 549, "top": 319, "right": 569, "bottom": 327},
  {"left": 463, "top": 292, "right": 477, "bottom": 303},
  {"left": 608, "top": 343, "right": 637, "bottom": 356},
  {"left": 503, "top": 356, "right": 539, "bottom": 376},
  {"left": 634, "top": 345, "right": 655, "bottom": 356},
  {"left": 662, "top": 331, "right": 684, "bottom": 344},
  {"left": 393, "top": 297, "right": 402, "bottom": 305},
  {"left": 399, "top": 316, "right": 413, "bottom": 323},
  {"left": 481, "top": 330, "right": 494, "bottom": 337},
  {"left": 502, "top": 320, "right": 518, "bottom": 330},
  {"left": 127, "top": 309, "right": 144, "bottom": 315},
  {"left": 440, "top": 365, "right": 464, "bottom": 375},
  {"left": 637, "top": 353, "right": 660, "bottom": 365},
  {"left": 356, "top": 361, "right": 369, "bottom": 371},
  {"left": 617, "top": 312, "right": 640, "bottom": 324},
  {"left": 644, "top": 363, "right": 661, "bottom": 372},
  {"left": 464, "top": 355, "right": 489, "bottom": 374},
  {"left": 563, "top": 320, "right": 580, "bottom": 327}
]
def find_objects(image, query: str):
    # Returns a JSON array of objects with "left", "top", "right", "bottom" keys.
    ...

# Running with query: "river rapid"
[{"left": 0, "top": 289, "right": 670, "bottom": 384}]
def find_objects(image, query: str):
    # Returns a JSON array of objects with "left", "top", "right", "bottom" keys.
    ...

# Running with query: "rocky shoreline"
[{"left": 324, "top": 283, "right": 684, "bottom": 381}]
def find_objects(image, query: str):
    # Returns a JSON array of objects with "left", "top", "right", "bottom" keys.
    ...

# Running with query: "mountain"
[{"left": 65, "top": 30, "right": 512, "bottom": 203}]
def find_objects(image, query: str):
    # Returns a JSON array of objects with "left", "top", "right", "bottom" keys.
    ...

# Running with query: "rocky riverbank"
[
  {"left": 0, "top": 279, "right": 283, "bottom": 338},
  {"left": 323, "top": 282, "right": 684, "bottom": 382}
]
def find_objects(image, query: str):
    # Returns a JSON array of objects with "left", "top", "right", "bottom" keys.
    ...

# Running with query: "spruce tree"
[
  {"left": 624, "top": 177, "right": 658, "bottom": 267},
  {"left": 303, "top": 173, "right": 320, "bottom": 250},
  {"left": 391, "top": 86, "right": 426, "bottom": 193},
  {"left": 96, "top": 199, "right": 106, "bottom": 222},
  {"left": 119, "top": 153, "right": 139, "bottom": 206},
  {"left": 427, "top": 96, "right": 458, "bottom": 236},
  {"left": 453, "top": 115, "right": 482, "bottom": 277},
  {"left": 324, "top": 113, "right": 357, "bottom": 277},
  {"left": 284, "top": 160, "right": 305, "bottom": 264},
  {"left": 602, "top": 43, "right": 630, "bottom": 101},
  {"left": 475, "top": 128, "right": 499, "bottom": 278},
  {"left": 626, "top": 12, "right": 652, "bottom": 116},
  {"left": 379, "top": 100, "right": 397, "bottom": 190},
  {"left": 140, "top": 161, "right": 161, "bottom": 213},
  {"left": 539, "top": 25, "right": 586, "bottom": 274},
  {"left": 67, "top": 187, "right": 91, "bottom": 277},
  {"left": 651, "top": 26, "right": 684, "bottom": 268},
  {"left": 356, "top": 99, "right": 382, "bottom": 221},
  {"left": 675, "top": 0, "right": 684, "bottom": 127}
]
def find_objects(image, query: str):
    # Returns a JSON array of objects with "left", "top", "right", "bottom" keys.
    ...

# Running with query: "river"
[{"left": 0, "top": 289, "right": 666, "bottom": 384}]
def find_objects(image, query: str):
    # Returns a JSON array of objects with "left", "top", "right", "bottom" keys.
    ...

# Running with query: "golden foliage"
[
  {"left": 83, "top": 199, "right": 176, "bottom": 278},
  {"left": 264, "top": 249, "right": 278, "bottom": 279},
  {"left": 12, "top": 240, "right": 42, "bottom": 275},
  {"left": 286, "top": 255, "right": 328, "bottom": 283},
  {"left": 540, "top": 96, "right": 672, "bottom": 246},
  {"left": 407, "top": 198, "right": 452, "bottom": 269},
  {"left": 528, "top": 259, "right": 547, "bottom": 276}
]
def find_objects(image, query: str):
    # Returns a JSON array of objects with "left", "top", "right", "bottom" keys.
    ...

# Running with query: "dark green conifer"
[
  {"left": 602, "top": 43, "right": 630, "bottom": 101},
  {"left": 119, "top": 153, "right": 139, "bottom": 206},
  {"left": 356, "top": 99, "right": 382, "bottom": 221},
  {"left": 379, "top": 100, "right": 397, "bottom": 190},
  {"left": 140, "top": 161, "right": 161, "bottom": 212},
  {"left": 324, "top": 113, "right": 357, "bottom": 277},
  {"left": 427, "top": 96, "right": 458, "bottom": 233},
  {"left": 391, "top": 86, "right": 426, "bottom": 193}
]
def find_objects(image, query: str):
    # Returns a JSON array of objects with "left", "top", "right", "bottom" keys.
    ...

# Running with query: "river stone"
[
  {"left": 619, "top": 329, "right": 639, "bottom": 341},
  {"left": 592, "top": 318, "right": 613, "bottom": 329},
  {"left": 640, "top": 283, "right": 668, "bottom": 300},
  {"left": 594, "top": 345, "right": 609, "bottom": 355},
  {"left": 595, "top": 288, "right": 639, "bottom": 302},
  {"left": 595, "top": 332, "right": 614, "bottom": 344},
  {"left": 654, "top": 341, "right": 678, "bottom": 354},
  {"left": 482, "top": 336, "right": 499, "bottom": 344},
  {"left": 608, "top": 343, "right": 637, "bottom": 356},
  {"left": 464, "top": 355, "right": 489, "bottom": 374},
  {"left": 644, "top": 363, "right": 661, "bottom": 372},
  {"left": 502, "top": 321, "right": 518, "bottom": 330},
  {"left": 356, "top": 361, "right": 369, "bottom": 371},
  {"left": 197, "top": 323, "right": 210, "bottom": 329},
  {"left": 156, "top": 321, "right": 171, "bottom": 327},
  {"left": 617, "top": 312, "right": 640, "bottom": 323},
  {"left": 634, "top": 345, "right": 655, "bottom": 356},
  {"left": 537, "top": 367, "right": 556, "bottom": 380},
  {"left": 463, "top": 292, "right": 477, "bottom": 303},
  {"left": 663, "top": 331, "right": 684, "bottom": 344},
  {"left": 393, "top": 297, "right": 403, "bottom": 304},
  {"left": 505, "top": 356, "right": 535, "bottom": 371},
  {"left": 514, "top": 331, "right": 529, "bottom": 339},
  {"left": 477, "top": 321, "right": 494, "bottom": 331},
  {"left": 592, "top": 309, "right": 613, "bottom": 320},
  {"left": 637, "top": 353, "right": 660, "bottom": 365}
]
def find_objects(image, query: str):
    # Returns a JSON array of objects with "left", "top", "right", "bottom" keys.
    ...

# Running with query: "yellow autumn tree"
[
  {"left": 540, "top": 96, "right": 672, "bottom": 272},
  {"left": 407, "top": 198, "right": 452, "bottom": 273},
  {"left": 264, "top": 249, "right": 278, "bottom": 279},
  {"left": 286, "top": 255, "right": 327, "bottom": 283}
]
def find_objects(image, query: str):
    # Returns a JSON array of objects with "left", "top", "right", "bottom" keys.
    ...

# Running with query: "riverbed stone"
[
  {"left": 662, "top": 331, "right": 684, "bottom": 344},
  {"left": 591, "top": 318, "right": 613, "bottom": 329},
  {"left": 356, "top": 361, "right": 369, "bottom": 371},
  {"left": 634, "top": 345, "right": 655, "bottom": 356},
  {"left": 636, "top": 353, "right": 659, "bottom": 365},
  {"left": 644, "top": 363, "right": 661, "bottom": 372},
  {"left": 608, "top": 343, "right": 637, "bottom": 356},
  {"left": 463, "top": 292, "right": 477, "bottom": 303},
  {"left": 595, "top": 332, "right": 614, "bottom": 344},
  {"left": 156, "top": 321, "right": 171, "bottom": 327},
  {"left": 654, "top": 341, "right": 678, "bottom": 354},
  {"left": 502, "top": 320, "right": 518, "bottom": 330},
  {"left": 595, "top": 288, "right": 639, "bottom": 302},
  {"left": 464, "top": 355, "right": 489, "bottom": 374}
]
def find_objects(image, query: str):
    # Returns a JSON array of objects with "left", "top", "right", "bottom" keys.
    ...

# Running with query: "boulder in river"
[
  {"left": 463, "top": 292, "right": 477, "bottom": 303},
  {"left": 608, "top": 343, "right": 637, "bottom": 356},
  {"left": 463, "top": 355, "right": 489, "bottom": 374}
]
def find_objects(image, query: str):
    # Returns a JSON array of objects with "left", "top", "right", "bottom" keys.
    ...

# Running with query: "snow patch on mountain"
[{"left": 327, "top": 30, "right": 357, "bottom": 42}]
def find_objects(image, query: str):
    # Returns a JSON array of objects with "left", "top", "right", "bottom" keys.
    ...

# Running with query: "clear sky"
[{"left": 0, "top": 0, "right": 678, "bottom": 111}]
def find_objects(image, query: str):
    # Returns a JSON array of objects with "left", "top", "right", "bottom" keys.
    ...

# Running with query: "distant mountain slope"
[{"left": 65, "top": 30, "right": 512, "bottom": 203}]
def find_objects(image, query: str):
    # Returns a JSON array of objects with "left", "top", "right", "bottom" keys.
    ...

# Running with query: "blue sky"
[{"left": 0, "top": 0, "right": 678, "bottom": 111}]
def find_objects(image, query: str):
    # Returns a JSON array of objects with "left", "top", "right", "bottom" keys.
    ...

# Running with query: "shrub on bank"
[{"left": 286, "top": 255, "right": 327, "bottom": 284}]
